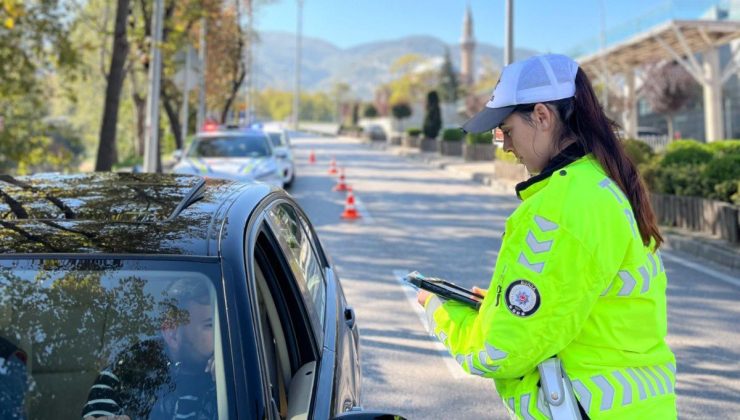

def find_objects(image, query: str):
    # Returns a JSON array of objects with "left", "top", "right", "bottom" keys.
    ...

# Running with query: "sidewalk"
[{"left": 357, "top": 138, "right": 740, "bottom": 274}]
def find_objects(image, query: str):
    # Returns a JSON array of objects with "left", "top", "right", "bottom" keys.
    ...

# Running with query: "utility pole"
[
  {"left": 197, "top": 17, "right": 207, "bottom": 130},
  {"left": 181, "top": 45, "right": 192, "bottom": 144},
  {"left": 244, "top": 0, "right": 254, "bottom": 125},
  {"left": 600, "top": 0, "right": 609, "bottom": 110},
  {"left": 504, "top": 0, "right": 513, "bottom": 65},
  {"left": 292, "top": 0, "right": 303, "bottom": 130},
  {"left": 143, "top": 0, "right": 164, "bottom": 173}
]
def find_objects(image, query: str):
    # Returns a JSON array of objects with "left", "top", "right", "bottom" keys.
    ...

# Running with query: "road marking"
[
  {"left": 662, "top": 251, "right": 740, "bottom": 288},
  {"left": 392, "top": 269, "right": 467, "bottom": 379}
]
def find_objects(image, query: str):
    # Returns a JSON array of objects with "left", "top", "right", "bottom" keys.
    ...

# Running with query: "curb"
[{"left": 663, "top": 230, "right": 740, "bottom": 272}]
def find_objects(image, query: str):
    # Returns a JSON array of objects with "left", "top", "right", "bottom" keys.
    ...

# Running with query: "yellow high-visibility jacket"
[{"left": 425, "top": 153, "right": 677, "bottom": 419}]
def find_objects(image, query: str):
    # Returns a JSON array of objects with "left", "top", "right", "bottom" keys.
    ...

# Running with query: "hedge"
[
  {"left": 406, "top": 127, "right": 422, "bottom": 136},
  {"left": 637, "top": 139, "right": 740, "bottom": 205},
  {"left": 465, "top": 131, "right": 493, "bottom": 145},
  {"left": 441, "top": 128, "right": 465, "bottom": 142}
]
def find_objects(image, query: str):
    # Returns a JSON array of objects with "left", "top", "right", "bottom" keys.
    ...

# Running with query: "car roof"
[{"left": 0, "top": 173, "right": 271, "bottom": 256}]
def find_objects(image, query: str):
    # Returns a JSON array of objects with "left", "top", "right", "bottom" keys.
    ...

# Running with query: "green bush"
[
  {"left": 703, "top": 154, "right": 740, "bottom": 202},
  {"left": 363, "top": 104, "right": 378, "bottom": 118},
  {"left": 406, "top": 127, "right": 422, "bottom": 136},
  {"left": 441, "top": 128, "right": 464, "bottom": 142},
  {"left": 466, "top": 131, "right": 493, "bottom": 145},
  {"left": 661, "top": 140, "right": 713, "bottom": 166},
  {"left": 642, "top": 139, "right": 740, "bottom": 204},
  {"left": 706, "top": 139, "right": 740, "bottom": 157},
  {"left": 622, "top": 139, "right": 654, "bottom": 167}
]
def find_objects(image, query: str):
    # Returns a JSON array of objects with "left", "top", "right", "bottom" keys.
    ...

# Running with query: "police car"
[
  {"left": 265, "top": 129, "right": 295, "bottom": 189},
  {"left": 172, "top": 126, "right": 284, "bottom": 189},
  {"left": 0, "top": 173, "right": 404, "bottom": 420}
]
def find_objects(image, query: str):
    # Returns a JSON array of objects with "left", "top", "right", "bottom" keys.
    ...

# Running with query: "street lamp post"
[
  {"left": 293, "top": 0, "right": 303, "bottom": 130},
  {"left": 143, "top": 0, "right": 164, "bottom": 173},
  {"left": 504, "top": 0, "right": 514, "bottom": 65},
  {"left": 197, "top": 17, "right": 207, "bottom": 130}
]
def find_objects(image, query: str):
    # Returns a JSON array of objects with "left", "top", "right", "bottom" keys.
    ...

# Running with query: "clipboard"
[{"left": 404, "top": 271, "right": 483, "bottom": 310}]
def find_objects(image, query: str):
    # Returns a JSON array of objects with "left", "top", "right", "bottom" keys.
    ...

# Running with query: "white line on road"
[
  {"left": 662, "top": 251, "right": 740, "bottom": 288},
  {"left": 392, "top": 269, "right": 467, "bottom": 379}
]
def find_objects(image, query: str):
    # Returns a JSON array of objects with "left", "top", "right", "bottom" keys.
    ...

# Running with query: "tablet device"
[{"left": 405, "top": 271, "right": 483, "bottom": 310}]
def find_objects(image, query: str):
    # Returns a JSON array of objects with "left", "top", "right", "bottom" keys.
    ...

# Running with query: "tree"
[
  {"left": 95, "top": 0, "right": 131, "bottom": 171},
  {"left": 641, "top": 61, "right": 697, "bottom": 141},
  {"left": 0, "top": 0, "right": 79, "bottom": 173},
  {"left": 391, "top": 102, "right": 412, "bottom": 131},
  {"left": 363, "top": 104, "right": 378, "bottom": 118},
  {"left": 422, "top": 91, "right": 442, "bottom": 139},
  {"left": 387, "top": 54, "right": 437, "bottom": 105},
  {"left": 351, "top": 103, "right": 360, "bottom": 126},
  {"left": 438, "top": 48, "right": 459, "bottom": 103}
]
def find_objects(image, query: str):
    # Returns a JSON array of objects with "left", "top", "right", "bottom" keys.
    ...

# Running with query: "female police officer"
[{"left": 417, "top": 54, "right": 677, "bottom": 419}]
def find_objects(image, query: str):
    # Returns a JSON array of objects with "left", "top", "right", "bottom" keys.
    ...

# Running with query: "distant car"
[
  {"left": 172, "top": 128, "right": 284, "bottom": 188},
  {"left": 0, "top": 173, "right": 404, "bottom": 420},
  {"left": 266, "top": 129, "right": 296, "bottom": 188},
  {"left": 363, "top": 125, "right": 387, "bottom": 141}
]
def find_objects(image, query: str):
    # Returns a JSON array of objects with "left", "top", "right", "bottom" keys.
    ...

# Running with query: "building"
[{"left": 460, "top": 5, "right": 476, "bottom": 87}]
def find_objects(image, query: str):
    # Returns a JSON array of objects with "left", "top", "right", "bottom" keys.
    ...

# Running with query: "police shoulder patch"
[{"left": 505, "top": 280, "right": 540, "bottom": 317}]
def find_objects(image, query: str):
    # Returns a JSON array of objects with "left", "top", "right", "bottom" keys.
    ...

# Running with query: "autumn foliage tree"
[{"left": 641, "top": 61, "right": 697, "bottom": 141}]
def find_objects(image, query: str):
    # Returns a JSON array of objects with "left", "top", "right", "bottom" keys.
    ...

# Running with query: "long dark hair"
[{"left": 514, "top": 68, "right": 663, "bottom": 249}]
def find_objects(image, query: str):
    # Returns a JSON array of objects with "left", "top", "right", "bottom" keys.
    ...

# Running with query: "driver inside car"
[{"left": 81, "top": 278, "right": 217, "bottom": 420}]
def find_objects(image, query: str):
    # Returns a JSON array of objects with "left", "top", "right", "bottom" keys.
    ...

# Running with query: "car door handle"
[{"left": 344, "top": 306, "right": 356, "bottom": 329}]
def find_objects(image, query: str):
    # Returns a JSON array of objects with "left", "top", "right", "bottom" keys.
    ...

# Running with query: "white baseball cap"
[{"left": 462, "top": 54, "right": 579, "bottom": 134}]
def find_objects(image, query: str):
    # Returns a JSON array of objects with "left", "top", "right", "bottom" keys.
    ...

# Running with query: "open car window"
[{"left": 0, "top": 258, "right": 228, "bottom": 420}]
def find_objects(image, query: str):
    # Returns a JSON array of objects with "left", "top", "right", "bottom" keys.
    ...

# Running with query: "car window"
[
  {"left": 0, "top": 259, "right": 228, "bottom": 420},
  {"left": 267, "top": 132, "right": 284, "bottom": 148},
  {"left": 188, "top": 135, "right": 271, "bottom": 158},
  {"left": 266, "top": 203, "right": 327, "bottom": 331}
]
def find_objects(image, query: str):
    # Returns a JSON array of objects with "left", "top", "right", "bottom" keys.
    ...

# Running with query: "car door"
[{"left": 244, "top": 198, "right": 357, "bottom": 419}]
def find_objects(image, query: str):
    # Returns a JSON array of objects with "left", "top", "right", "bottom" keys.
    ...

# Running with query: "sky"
[{"left": 254, "top": 0, "right": 726, "bottom": 56}]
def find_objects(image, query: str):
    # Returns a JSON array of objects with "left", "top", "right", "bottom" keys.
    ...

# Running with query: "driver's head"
[{"left": 161, "top": 279, "right": 214, "bottom": 366}]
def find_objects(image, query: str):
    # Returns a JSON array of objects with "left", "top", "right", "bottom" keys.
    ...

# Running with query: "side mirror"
[
  {"left": 275, "top": 150, "right": 288, "bottom": 159},
  {"left": 332, "top": 411, "right": 406, "bottom": 420}
]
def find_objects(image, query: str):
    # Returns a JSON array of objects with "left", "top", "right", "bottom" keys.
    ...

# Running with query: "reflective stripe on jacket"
[{"left": 425, "top": 154, "right": 677, "bottom": 419}]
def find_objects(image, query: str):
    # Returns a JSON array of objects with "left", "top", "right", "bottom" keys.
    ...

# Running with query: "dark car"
[{"left": 0, "top": 173, "right": 400, "bottom": 420}]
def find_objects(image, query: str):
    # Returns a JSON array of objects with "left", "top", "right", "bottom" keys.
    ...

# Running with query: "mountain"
[{"left": 253, "top": 31, "right": 539, "bottom": 100}]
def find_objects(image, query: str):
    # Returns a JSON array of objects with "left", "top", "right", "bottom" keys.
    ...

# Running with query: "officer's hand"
[
  {"left": 472, "top": 286, "right": 488, "bottom": 297},
  {"left": 416, "top": 289, "right": 432, "bottom": 307}
]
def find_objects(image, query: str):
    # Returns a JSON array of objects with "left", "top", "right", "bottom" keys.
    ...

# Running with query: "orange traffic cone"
[
  {"left": 328, "top": 157, "right": 338, "bottom": 175},
  {"left": 341, "top": 188, "right": 361, "bottom": 220},
  {"left": 308, "top": 150, "right": 316, "bottom": 164},
  {"left": 333, "top": 169, "right": 348, "bottom": 192}
]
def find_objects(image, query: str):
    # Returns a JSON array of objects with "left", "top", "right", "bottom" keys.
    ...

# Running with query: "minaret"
[{"left": 460, "top": 3, "right": 476, "bottom": 87}]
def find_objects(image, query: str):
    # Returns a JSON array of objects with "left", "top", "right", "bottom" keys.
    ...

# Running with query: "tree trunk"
[
  {"left": 666, "top": 115, "right": 674, "bottom": 142},
  {"left": 95, "top": 0, "right": 131, "bottom": 171},
  {"left": 219, "top": 70, "right": 246, "bottom": 124},
  {"left": 161, "top": 84, "right": 183, "bottom": 150}
]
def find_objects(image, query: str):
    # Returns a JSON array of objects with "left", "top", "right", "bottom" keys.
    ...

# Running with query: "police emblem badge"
[{"left": 505, "top": 280, "right": 540, "bottom": 317}]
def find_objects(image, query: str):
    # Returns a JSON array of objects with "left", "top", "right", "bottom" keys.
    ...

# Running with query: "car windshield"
[
  {"left": 0, "top": 258, "right": 229, "bottom": 419},
  {"left": 267, "top": 132, "right": 284, "bottom": 148},
  {"left": 188, "top": 135, "right": 271, "bottom": 158}
]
